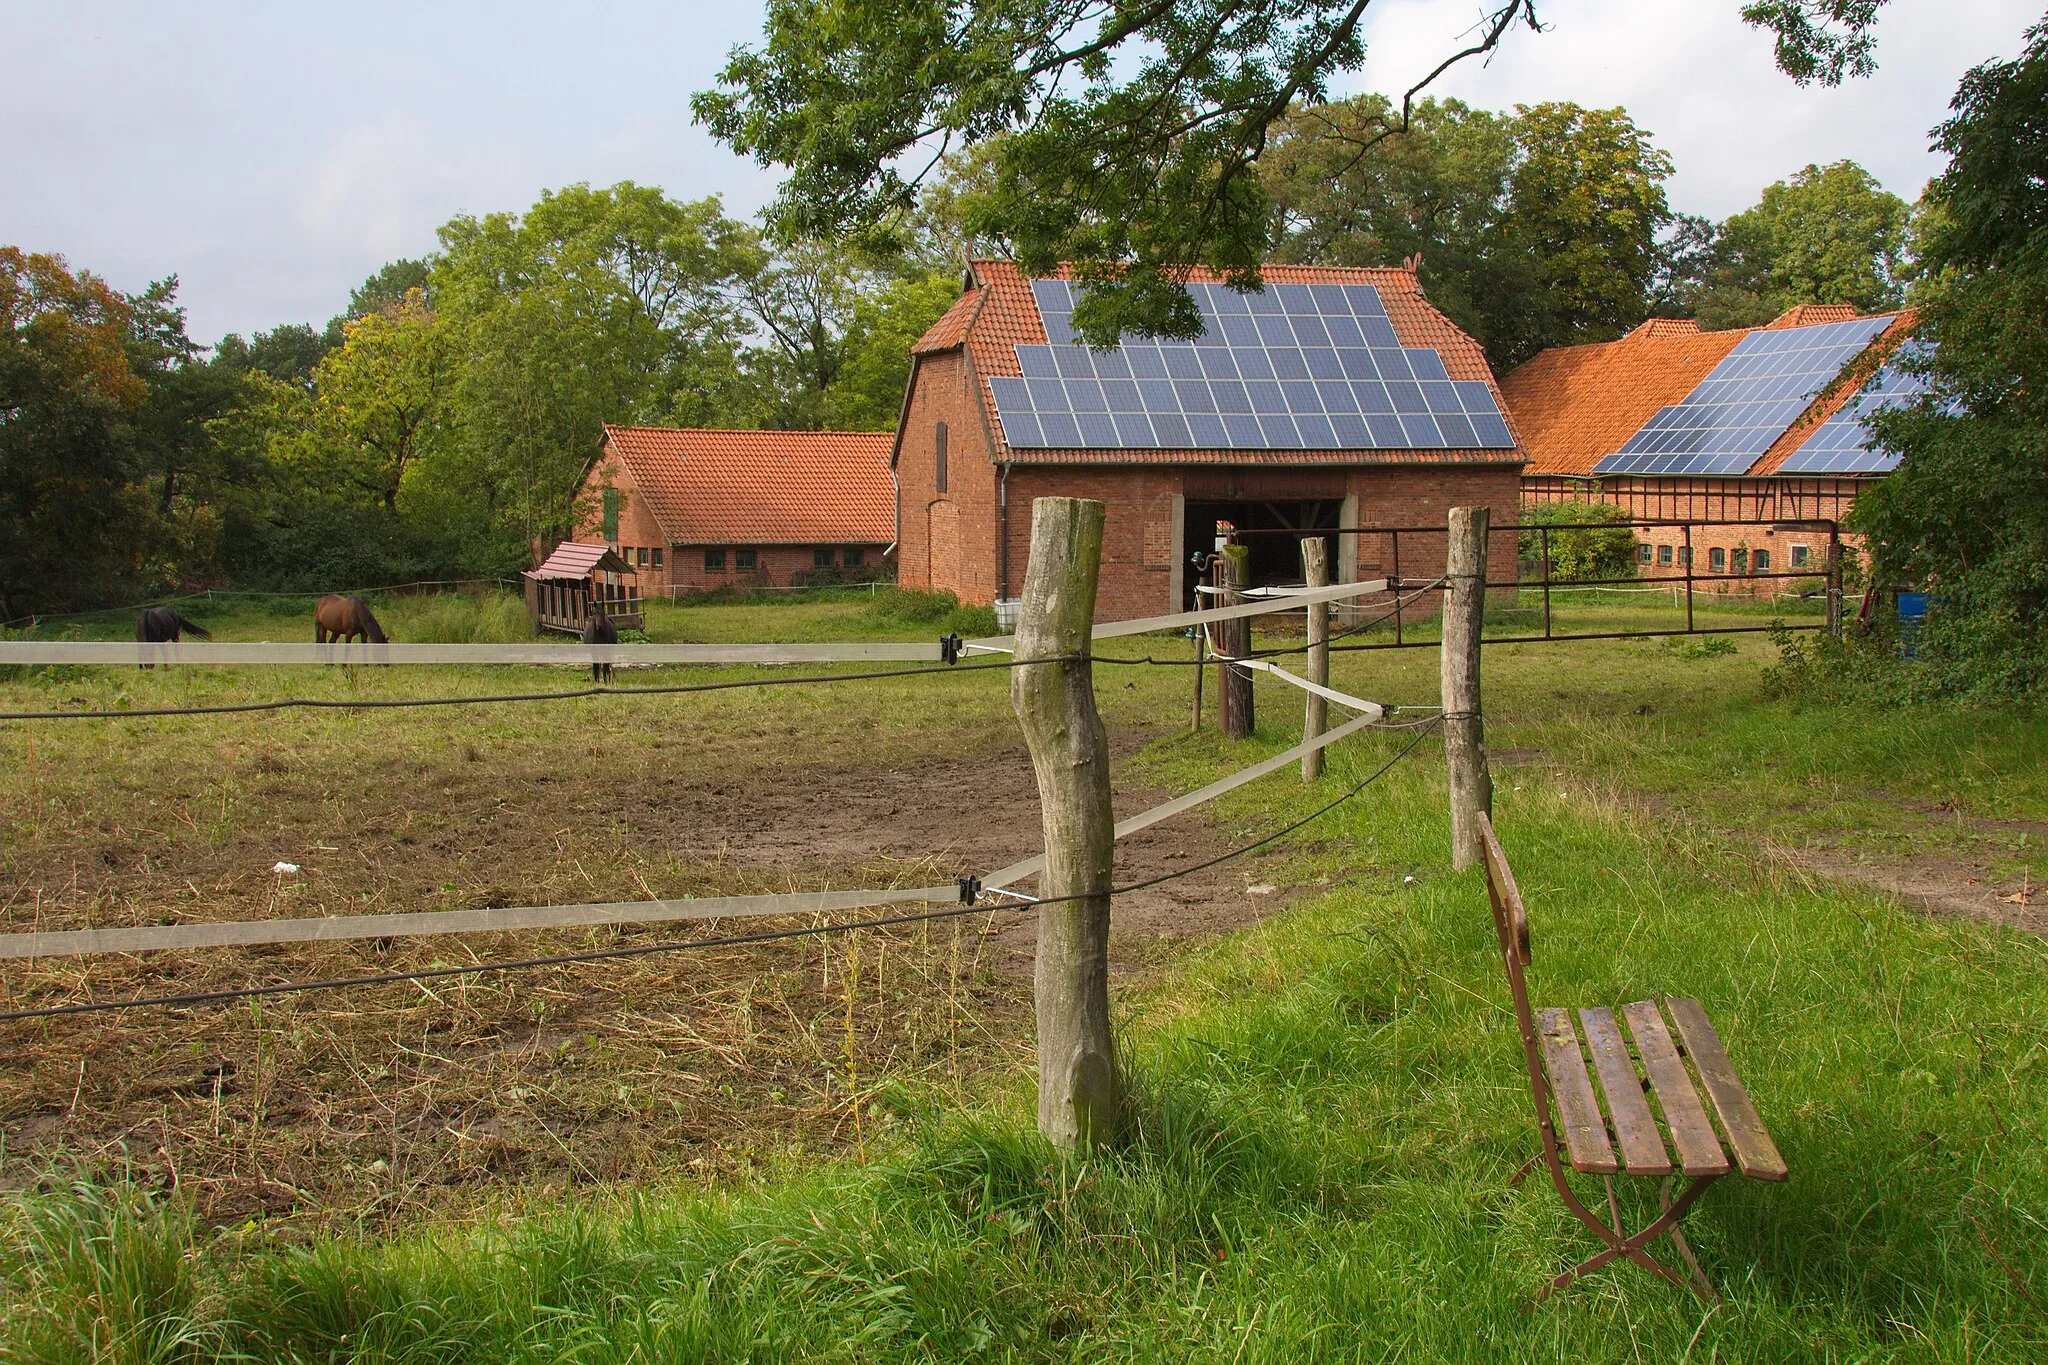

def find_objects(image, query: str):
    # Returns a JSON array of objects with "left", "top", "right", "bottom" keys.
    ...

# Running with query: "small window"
[
  {"left": 1790, "top": 544, "right": 1810, "bottom": 568},
  {"left": 935, "top": 421, "right": 949, "bottom": 494},
  {"left": 1678, "top": 546, "right": 1692, "bottom": 567},
  {"left": 1753, "top": 549, "right": 1770, "bottom": 573},
  {"left": 736, "top": 548, "right": 758, "bottom": 571},
  {"left": 1657, "top": 544, "right": 1673, "bottom": 566},
  {"left": 1709, "top": 547, "right": 1726, "bottom": 572},
  {"left": 814, "top": 548, "right": 835, "bottom": 568},
  {"left": 1731, "top": 547, "right": 1748, "bottom": 574},
  {"left": 601, "top": 488, "right": 622, "bottom": 541},
  {"left": 843, "top": 547, "right": 864, "bottom": 568},
  {"left": 1637, "top": 543, "right": 1653, "bottom": 565},
  {"left": 636, "top": 546, "right": 649, "bottom": 567},
  {"left": 651, "top": 546, "right": 663, "bottom": 568},
  {"left": 705, "top": 549, "right": 726, "bottom": 571}
]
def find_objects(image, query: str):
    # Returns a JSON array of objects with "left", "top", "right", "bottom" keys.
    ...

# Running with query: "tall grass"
[{"left": 373, "top": 591, "right": 532, "bottom": 643}]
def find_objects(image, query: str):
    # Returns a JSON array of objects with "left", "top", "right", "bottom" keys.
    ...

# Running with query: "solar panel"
[
  {"left": 1776, "top": 346, "right": 1932, "bottom": 474},
  {"left": 994, "top": 277, "right": 1514, "bottom": 451},
  {"left": 1593, "top": 316, "right": 1895, "bottom": 476}
]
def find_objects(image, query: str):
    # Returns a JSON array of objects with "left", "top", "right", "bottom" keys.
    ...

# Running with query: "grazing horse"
[
  {"left": 313, "top": 594, "right": 387, "bottom": 644},
  {"left": 136, "top": 606, "right": 210, "bottom": 668},
  {"left": 583, "top": 606, "right": 618, "bottom": 682}
]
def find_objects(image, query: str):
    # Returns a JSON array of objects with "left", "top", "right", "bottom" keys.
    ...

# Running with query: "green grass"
[{"left": 2, "top": 591, "right": 2044, "bottom": 1359}]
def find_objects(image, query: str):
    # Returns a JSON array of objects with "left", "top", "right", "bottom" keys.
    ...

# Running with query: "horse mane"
[{"left": 354, "top": 597, "right": 388, "bottom": 644}]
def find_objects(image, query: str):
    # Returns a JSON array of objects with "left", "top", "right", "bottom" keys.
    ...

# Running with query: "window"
[
  {"left": 601, "top": 488, "right": 621, "bottom": 541},
  {"left": 935, "top": 421, "right": 948, "bottom": 493},
  {"left": 704, "top": 549, "right": 726, "bottom": 571},
  {"left": 843, "top": 547, "right": 864, "bottom": 568},
  {"left": 636, "top": 546, "right": 649, "bottom": 567},
  {"left": 1657, "top": 544, "right": 1673, "bottom": 566},
  {"left": 814, "top": 548, "right": 835, "bottom": 568},
  {"left": 651, "top": 546, "right": 663, "bottom": 568},
  {"left": 1790, "top": 544, "right": 1810, "bottom": 568},
  {"left": 1753, "top": 549, "right": 1770, "bottom": 573},
  {"left": 1731, "top": 547, "right": 1749, "bottom": 574},
  {"left": 736, "top": 548, "right": 758, "bottom": 571},
  {"left": 1678, "top": 546, "right": 1692, "bottom": 567},
  {"left": 1637, "top": 543, "right": 1653, "bottom": 565},
  {"left": 1709, "top": 547, "right": 1726, "bottom": 572}
]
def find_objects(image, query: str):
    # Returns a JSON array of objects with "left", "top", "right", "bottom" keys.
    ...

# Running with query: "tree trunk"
[
  {"left": 1443, "top": 506, "right": 1493, "bottom": 870},
  {"left": 1011, "top": 497, "right": 1118, "bottom": 1150}
]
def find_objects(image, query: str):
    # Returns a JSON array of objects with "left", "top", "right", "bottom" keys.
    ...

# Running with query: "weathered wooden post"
[
  {"left": 1301, "top": 536, "right": 1329, "bottom": 781},
  {"left": 1443, "top": 506, "right": 1493, "bottom": 871},
  {"left": 1217, "top": 543, "right": 1254, "bottom": 740},
  {"left": 1011, "top": 497, "right": 1118, "bottom": 1149}
]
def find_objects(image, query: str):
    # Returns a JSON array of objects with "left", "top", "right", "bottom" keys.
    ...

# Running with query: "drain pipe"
[{"left": 998, "top": 461, "right": 1012, "bottom": 600}]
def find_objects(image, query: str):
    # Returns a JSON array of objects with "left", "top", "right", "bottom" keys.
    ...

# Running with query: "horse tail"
[
  {"left": 356, "top": 598, "right": 388, "bottom": 644},
  {"left": 171, "top": 613, "right": 212, "bottom": 641}
]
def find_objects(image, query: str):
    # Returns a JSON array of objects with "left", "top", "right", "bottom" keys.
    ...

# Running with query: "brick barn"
[
  {"left": 579, "top": 425, "right": 896, "bottom": 595},
  {"left": 1500, "top": 306, "right": 1922, "bottom": 589},
  {"left": 893, "top": 261, "right": 1526, "bottom": 621}
]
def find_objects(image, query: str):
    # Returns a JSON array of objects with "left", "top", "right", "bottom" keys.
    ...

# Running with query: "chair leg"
[
  {"left": 1662, "top": 1178, "right": 1720, "bottom": 1302},
  {"left": 1603, "top": 1175, "right": 1624, "bottom": 1238},
  {"left": 1508, "top": 1153, "right": 1540, "bottom": 1187},
  {"left": 1535, "top": 1175, "right": 1720, "bottom": 1302}
]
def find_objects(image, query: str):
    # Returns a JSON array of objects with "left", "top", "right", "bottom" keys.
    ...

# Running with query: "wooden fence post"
[
  {"left": 1218, "top": 544, "right": 1254, "bottom": 740},
  {"left": 1443, "top": 506, "right": 1493, "bottom": 871},
  {"left": 1301, "top": 537, "right": 1329, "bottom": 781},
  {"left": 1011, "top": 497, "right": 1118, "bottom": 1150}
]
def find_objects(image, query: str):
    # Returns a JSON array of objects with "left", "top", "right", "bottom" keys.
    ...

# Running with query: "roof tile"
[{"left": 600, "top": 426, "right": 896, "bottom": 545}]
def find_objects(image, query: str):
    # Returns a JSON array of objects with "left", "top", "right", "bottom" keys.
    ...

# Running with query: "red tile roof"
[
  {"left": 907, "top": 259, "right": 1524, "bottom": 467},
  {"left": 528, "top": 542, "right": 631, "bottom": 580},
  {"left": 599, "top": 425, "right": 896, "bottom": 545},
  {"left": 1500, "top": 310, "right": 1916, "bottom": 479}
]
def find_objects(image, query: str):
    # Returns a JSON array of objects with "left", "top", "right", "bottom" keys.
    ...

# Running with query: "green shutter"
[{"left": 601, "top": 488, "right": 621, "bottom": 541}]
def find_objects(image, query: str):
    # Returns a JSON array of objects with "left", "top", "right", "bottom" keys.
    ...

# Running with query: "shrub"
[{"left": 1517, "top": 499, "right": 1637, "bottom": 584}]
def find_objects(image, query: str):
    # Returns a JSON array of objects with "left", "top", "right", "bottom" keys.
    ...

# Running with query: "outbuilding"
[
  {"left": 892, "top": 261, "right": 1526, "bottom": 621},
  {"left": 580, "top": 425, "right": 897, "bottom": 596},
  {"left": 523, "top": 541, "right": 641, "bottom": 635}
]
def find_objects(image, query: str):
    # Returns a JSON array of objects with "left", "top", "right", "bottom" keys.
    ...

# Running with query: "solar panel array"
[
  {"left": 986, "top": 278, "right": 1516, "bottom": 452},
  {"left": 1592, "top": 315, "right": 1896, "bottom": 476},
  {"left": 1776, "top": 347, "right": 1931, "bottom": 474}
]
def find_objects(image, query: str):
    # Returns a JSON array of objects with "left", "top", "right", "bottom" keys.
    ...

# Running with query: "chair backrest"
[{"left": 1476, "top": 812, "right": 1544, "bottom": 1052}]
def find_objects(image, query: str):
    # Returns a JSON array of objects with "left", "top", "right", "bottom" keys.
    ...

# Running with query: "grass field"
[{"left": 1, "top": 588, "right": 2043, "bottom": 1360}]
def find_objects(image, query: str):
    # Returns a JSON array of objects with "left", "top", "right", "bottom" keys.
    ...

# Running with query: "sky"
[{"left": 4, "top": 1, "right": 2038, "bottom": 346}]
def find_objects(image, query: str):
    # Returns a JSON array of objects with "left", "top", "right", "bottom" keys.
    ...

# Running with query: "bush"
[
  {"left": 861, "top": 587, "right": 997, "bottom": 638},
  {"left": 1517, "top": 499, "right": 1637, "bottom": 584}
]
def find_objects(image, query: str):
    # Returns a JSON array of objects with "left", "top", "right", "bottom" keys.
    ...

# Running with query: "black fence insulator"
[
  {"left": 940, "top": 633, "right": 963, "bottom": 665},
  {"left": 957, "top": 875, "right": 982, "bottom": 904}
]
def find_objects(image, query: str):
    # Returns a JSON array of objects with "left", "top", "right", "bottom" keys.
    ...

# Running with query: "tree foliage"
[
  {"left": 1268, "top": 97, "right": 1673, "bottom": 368},
  {"left": 1852, "top": 17, "right": 2048, "bottom": 696}
]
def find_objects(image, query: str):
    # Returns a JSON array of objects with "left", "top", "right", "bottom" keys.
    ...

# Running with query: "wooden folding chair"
[{"left": 1477, "top": 813, "right": 1787, "bottom": 1301}]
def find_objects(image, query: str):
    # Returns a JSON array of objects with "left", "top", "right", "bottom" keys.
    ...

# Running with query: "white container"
[{"left": 994, "top": 598, "right": 1022, "bottom": 632}]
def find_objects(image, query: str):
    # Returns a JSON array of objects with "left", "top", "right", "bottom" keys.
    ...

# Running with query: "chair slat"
[
  {"left": 1577, "top": 1007, "right": 1673, "bottom": 1175},
  {"left": 1537, "top": 1008, "right": 1617, "bottom": 1174},
  {"left": 1620, "top": 1001, "right": 1730, "bottom": 1177},
  {"left": 1664, "top": 997, "right": 1789, "bottom": 1182}
]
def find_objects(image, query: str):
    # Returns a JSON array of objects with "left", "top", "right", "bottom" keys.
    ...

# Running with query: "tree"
[
  {"left": 1851, "top": 17, "right": 2048, "bottom": 695},
  {"left": 293, "top": 289, "right": 453, "bottom": 515},
  {"left": 698, "top": 0, "right": 1894, "bottom": 342},
  {"left": 0, "top": 248, "right": 148, "bottom": 615},
  {"left": 1268, "top": 97, "right": 1673, "bottom": 368},
  {"left": 822, "top": 271, "right": 964, "bottom": 430},
  {"left": 1661, "top": 161, "right": 1908, "bottom": 329}
]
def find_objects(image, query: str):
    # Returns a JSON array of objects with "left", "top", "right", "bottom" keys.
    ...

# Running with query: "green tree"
[
  {"left": 1268, "top": 97, "right": 1673, "bottom": 368},
  {"left": 0, "top": 248, "right": 149, "bottom": 615},
  {"left": 1668, "top": 161, "right": 1908, "bottom": 329},
  {"left": 1852, "top": 17, "right": 2048, "bottom": 696},
  {"left": 698, "top": 1, "right": 1893, "bottom": 342},
  {"left": 822, "top": 272, "right": 964, "bottom": 430},
  {"left": 287, "top": 289, "right": 453, "bottom": 515}
]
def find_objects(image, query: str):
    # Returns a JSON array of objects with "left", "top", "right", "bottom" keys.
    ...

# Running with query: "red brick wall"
[{"left": 895, "top": 350, "right": 1003, "bottom": 603}]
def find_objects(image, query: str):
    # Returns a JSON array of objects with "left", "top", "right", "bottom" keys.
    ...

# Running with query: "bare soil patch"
[{"left": 0, "top": 721, "right": 1309, "bottom": 1229}]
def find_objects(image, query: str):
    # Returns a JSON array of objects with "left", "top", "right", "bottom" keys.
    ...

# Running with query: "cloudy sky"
[{"left": 5, "top": 1, "right": 2037, "bottom": 345}]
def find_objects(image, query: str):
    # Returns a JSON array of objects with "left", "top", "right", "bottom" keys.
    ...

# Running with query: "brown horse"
[
  {"left": 313, "top": 594, "right": 388, "bottom": 644},
  {"left": 583, "top": 606, "right": 618, "bottom": 681},
  {"left": 136, "top": 606, "right": 210, "bottom": 668}
]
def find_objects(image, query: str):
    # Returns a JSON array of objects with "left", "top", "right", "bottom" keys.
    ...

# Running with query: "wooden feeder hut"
[{"left": 524, "top": 542, "right": 643, "bottom": 635}]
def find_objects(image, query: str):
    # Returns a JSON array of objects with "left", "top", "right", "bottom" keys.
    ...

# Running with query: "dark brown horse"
[
  {"left": 583, "top": 606, "right": 618, "bottom": 681},
  {"left": 313, "top": 594, "right": 387, "bottom": 644},
  {"left": 136, "top": 606, "right": 210, "bottom": 667}
]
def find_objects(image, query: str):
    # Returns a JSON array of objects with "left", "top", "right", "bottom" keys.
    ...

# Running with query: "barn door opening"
[{"left": 1180, "top": 499, "right": 1343, "bottom": 609}]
